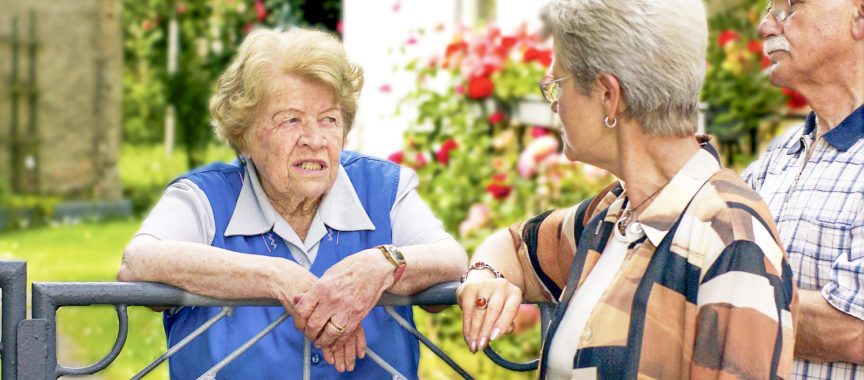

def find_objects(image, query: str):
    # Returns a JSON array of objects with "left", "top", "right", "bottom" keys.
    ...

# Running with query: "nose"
[
  {"left": 299, "top": 124, "right": 328, "bottom": 150},
  {"left": 757, "top": 12, "right": 782, "bottom": 40}
]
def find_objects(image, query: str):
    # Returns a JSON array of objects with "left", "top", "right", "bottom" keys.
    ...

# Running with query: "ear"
[
  {"left": 595, "top": 73, "right": 625, "bottom": 120},
  {"left": 854, "top": 0, "right": 864, "bottom": 40}
]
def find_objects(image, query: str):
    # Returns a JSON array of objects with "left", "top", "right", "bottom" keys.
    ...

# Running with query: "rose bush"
[
  {"left": 391, "top": 24, "right": 614, "bottom": 251},
  {"left": 702, "top": 1, "right": 808, "bottom": 166}
]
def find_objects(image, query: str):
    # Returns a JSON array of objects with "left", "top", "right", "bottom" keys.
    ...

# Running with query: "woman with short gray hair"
[{"left": 457, "top": 0, "right": 797, "bottom": 378}]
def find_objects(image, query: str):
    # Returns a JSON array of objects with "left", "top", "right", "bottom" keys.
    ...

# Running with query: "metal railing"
[{"left": 0, "top": 260, "right": 552, "bottom": 379}]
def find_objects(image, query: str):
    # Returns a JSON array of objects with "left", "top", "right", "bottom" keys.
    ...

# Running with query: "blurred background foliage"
[{"left": 1, "top": 0, "right": 813, "bottom": 379}]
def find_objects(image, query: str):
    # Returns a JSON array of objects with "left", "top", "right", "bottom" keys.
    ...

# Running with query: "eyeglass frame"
[
  {"left": 538, "top": 75, "right": 572, "bottom": 104},
  {"left": 766, "top": 0, "right": 796, "bottom": 22}
]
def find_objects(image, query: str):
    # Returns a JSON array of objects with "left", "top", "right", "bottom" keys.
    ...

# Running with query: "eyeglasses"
[
  {"left": 766, "top": 0, "right": 796, "bottom": 22},
  {"left": 538, "top": 75, "right": 571, "bottom": 104}
]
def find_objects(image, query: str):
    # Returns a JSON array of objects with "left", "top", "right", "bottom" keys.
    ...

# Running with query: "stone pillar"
[{"left": 0, "top": 0, "right": 123, "bottom": 199}]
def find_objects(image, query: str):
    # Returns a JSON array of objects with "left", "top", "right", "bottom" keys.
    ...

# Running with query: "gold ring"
[
  {"left": 474, "top": 296, "right": 488, "bottom": 310},
  {"left": 328, "top": 319, "right": 346, "bottom": 334}
]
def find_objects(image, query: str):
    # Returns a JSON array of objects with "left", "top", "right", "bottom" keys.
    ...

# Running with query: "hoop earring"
[{"left": 603, "top": 116, "right": 617, "bottom": 129}]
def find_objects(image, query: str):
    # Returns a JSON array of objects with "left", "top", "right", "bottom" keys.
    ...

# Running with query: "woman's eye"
[{"left": 321, "top": 116, "right": 338, "bottom": 126}]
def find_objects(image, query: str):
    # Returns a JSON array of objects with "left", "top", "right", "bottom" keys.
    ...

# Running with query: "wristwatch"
[{"left": 377, "top": 244, "right": 406, "bottom": 284}]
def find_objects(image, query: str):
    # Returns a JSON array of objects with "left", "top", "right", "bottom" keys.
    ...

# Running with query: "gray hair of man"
[{"left": 549, "top": 0, "right": 707, "bottom": 137}]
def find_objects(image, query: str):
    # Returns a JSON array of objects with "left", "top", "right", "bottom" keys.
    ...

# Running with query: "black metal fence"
[{"left": 0, "top": 260, "right": 551, "bottom": 379}]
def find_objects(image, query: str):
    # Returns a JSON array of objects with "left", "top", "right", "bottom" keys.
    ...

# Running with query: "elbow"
[
  {"left": 845, "top": 328, "right": 864, "bottom": 364},
  {"left": 117, "top": 238, "right": 148, "bottom": 282},
  {"left": 443, "top": 239, "right": 468, "bottom": 278}
]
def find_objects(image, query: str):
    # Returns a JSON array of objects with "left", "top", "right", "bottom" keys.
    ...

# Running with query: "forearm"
[
  {"left": 795, "top": 289, "right": 864, "bottom": 363},
  {"left": 118, "top": 235, "right": 313, "bottom": 302},
  {"left": 387, "top": 238, "right": 467, "bottom": 295}
]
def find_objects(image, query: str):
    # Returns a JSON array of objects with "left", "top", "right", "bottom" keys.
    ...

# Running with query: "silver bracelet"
[{"left": 459, "top": 261, "right": 504, "bottom": 283}]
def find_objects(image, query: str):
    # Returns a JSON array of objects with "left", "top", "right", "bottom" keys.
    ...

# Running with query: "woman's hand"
[
  {"left": 456, "top": 277, "right": 523, "bottom": 353},
  {"left": 321, "top": 324, "right": 367, "bottom": 372},
  {"left": 291, "top": 248, "right": 394, "bottom": 348}
]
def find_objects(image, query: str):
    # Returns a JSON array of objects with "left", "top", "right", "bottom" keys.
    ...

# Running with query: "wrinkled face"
[
  {"left": 758, "top": 0, "right": 857, "bottom": 89},
  {"left": 241, "top": 74, "right": 344, "bottom": 204}
]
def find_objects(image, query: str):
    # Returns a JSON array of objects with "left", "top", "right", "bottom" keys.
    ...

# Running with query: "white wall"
[{"left": 343, "top": 0, "right": 548, "bottom": 158}]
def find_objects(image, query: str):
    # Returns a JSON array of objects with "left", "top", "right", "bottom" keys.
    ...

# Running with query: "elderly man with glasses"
[{"left": 743, "top": 0, "right": 864, "bottom": 378}]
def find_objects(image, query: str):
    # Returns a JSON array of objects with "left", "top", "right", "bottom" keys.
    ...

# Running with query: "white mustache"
[{"left": 763, "top": 36, "right": 790, "bottom": 55}]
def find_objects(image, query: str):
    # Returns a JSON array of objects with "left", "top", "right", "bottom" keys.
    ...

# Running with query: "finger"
[
  {"left": 344, "top": 335, "right": 356, "bottom": 372},
  {"left": 292, "top": 296, "right": 318, "bottom": 331},
  {"left": 477, "top": 290, "right": 508, "bottom": 351},
  {"left": 334, "top": 342, "right": 346, "bottom": 372},
  {"left": 314, "top": 318, "right": 345, "bottom": 348},
  {"left": 304, "top": 307, "right": 332, "bottom": 343},
  {"left": 468, "top": 294, "right": 490, "bottom": 353},
  {"left": 457, "top": 284, "right": 477, "bottom": 346},
  {"left": 356, "top": 326, "right": 367, "bottom": 359},
  {"left": 491, "top": 293, "right": 523, "bottom": 342},
  {"left": 322, "top": 345, "right": 334, "bottom": 365}
]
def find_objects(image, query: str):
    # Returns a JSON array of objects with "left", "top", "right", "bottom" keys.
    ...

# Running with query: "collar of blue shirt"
[
  {"left": 788, "top": 104, "right": 864, "bottom": 154},
  {"left": 224, "top": 159, "right": 376, "bottom": 238}
]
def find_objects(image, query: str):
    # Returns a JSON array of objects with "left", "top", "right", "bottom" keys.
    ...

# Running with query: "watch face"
[{"left": 385, "top": 244, "right": 405, "bottom": 263}]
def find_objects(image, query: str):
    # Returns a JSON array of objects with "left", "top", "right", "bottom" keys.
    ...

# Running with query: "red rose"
[
  {"left": 242, "top": 22, "right": 254, "bottom": 35},
  {"left": 436, "top": 138, "right": 459, "bottom": 165},
  {"left": 414, "top": 152, "right": 428, "bottom": 168},
  {"left": 501, "top": 36, "right": 518, "bottom": 51},
  {"left": 488, "top": 111, "right": 504, "bottom": 124},
  {"left": 747, "top": 40, "right": 763, "bottom": 54},
  {"left": 718, "top": 30, "right": 740, "bottom": 47},
  {"left": 387, "top": 151, "right": 404, "bottom": 164},
  {"left": 177, "top": 4, "right": 186, "bottom": 15},
  {"left": 761, "top": 56, "right": 771, "bottom": 69},
  {"left": 143, "top": 20, "right": 153, "bottom": 31},
  {"left": 468, "top": 76, "right": 494, "bottom": 99},
  {"left": 538, "top": 49, "right": 553, "bottom": 67},
  {"left": 486, "top": 173, "right": 511, "bottom": 199},
  {"left": 486, "top": 183, "right": 512, "bottom": 199},
  {"left": 445, "top": 41, "right": 468, "bottom": 58},
  {"left": 783, "top": 89, "right": 808, "bottom": 109},
  {"left": 531, "top": 126, "right": 549, "bottom": 137},
  {"left": 254, "top": 0, "right": 267, "bottom": 21},
  {"left": 523, "top": 47, "right": 541, "bottom": 63}
]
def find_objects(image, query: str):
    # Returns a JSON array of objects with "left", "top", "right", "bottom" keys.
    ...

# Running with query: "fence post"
[
  {"left": 0, "top": 261, "right": 28, "bottom": 380},
  {"left": 30, "top": 283, "right": 58, "bottom": 380}
]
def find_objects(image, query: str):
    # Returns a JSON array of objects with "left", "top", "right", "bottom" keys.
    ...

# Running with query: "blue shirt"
[
  {"left": 743, "top": 104, "right": 864, "bottom": 379},
  {"left": 159, "top": 151, "right": 427, "bottom": 379}
]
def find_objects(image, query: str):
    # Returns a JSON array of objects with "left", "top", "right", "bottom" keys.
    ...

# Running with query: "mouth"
[{"left": 295, "top": 160, "right": 326, "bottom": 171}]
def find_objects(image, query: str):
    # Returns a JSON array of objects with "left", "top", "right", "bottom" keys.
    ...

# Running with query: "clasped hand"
[{"left": 289, "top": 248, "right": 394, "bottom": 372}]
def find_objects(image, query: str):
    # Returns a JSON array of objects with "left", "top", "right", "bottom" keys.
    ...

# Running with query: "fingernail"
[
  {"left": 479, "top": 337, "right": 489, "bottom": 351},
  {"left": 490, "top": 328, "right": 501, "bottom": 341},
  {"left": 469, "top": 341, "right": 477, "bottom": 353}
]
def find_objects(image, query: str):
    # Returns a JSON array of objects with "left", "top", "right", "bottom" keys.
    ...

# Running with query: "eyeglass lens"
[{"left": 768, "top": 0, "right": 791, "bottom": 21}]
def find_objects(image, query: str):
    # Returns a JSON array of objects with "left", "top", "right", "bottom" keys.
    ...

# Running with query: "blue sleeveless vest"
[{"left": 163, "top": 151, "right": 419, "bottom": 379}]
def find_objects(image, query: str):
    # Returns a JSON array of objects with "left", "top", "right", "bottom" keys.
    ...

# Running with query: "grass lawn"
[
  {"left": 0, "top": 219, "right": 169, "bottom": 379},
  {"left": 0, "top": 217, "right": 539, "bottom": 379}
]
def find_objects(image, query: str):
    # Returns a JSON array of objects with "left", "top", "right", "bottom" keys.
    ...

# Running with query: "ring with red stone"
[{"left": 474, "top": 296, "right": 488, "bottom": 310}]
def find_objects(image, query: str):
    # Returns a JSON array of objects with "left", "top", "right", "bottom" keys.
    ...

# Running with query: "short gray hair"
[{"left": 549, "top": 0, "right": 707, "bottom": 136}]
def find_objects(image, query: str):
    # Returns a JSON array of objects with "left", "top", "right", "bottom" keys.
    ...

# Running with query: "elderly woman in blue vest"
[{"left": 118, "top": 27, "right": 466, "bottom": 379}]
